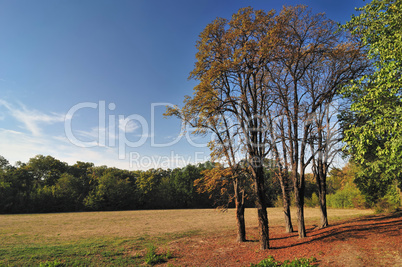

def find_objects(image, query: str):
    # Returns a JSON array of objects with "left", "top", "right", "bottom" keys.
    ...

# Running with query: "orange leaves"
[
  {"left": 197, "top": 165, "right": 232, "bottom": 193},
  {"left": 191, "top": 6, "right": 279, "bottom": 87}
]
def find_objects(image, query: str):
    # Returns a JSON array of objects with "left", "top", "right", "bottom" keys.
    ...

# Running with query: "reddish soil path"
[{"left": 165, "top": 211, "right": 402, "bottom": 266}]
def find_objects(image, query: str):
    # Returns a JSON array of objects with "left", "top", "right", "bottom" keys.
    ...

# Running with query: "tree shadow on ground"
[{"left": 272, "top": 210, "right": 402, "bottom": 249}]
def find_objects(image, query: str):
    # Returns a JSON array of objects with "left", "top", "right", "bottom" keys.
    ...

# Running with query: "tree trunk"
[
  {"left": 254, "top": 165, "right": 269, "bottom": 249},
  {"left": 235, "top": 203, "right": 246, "bottom": 242},
  {"left": 283, "top": 191, "right": 293, "bottom": 233},
  {"left": 294, "top": 185, "right": 306, "bottom": 238},
  {"left": 315, "top": 165, "right": 329, "bottom": 228},
  {"left": 318, "top": 177, "right": 328, "bottom": 228},
  {"left": 278, "top": 173, "right": 293, "bottom": 233},
  {"left": 234, "top": 180, "right": 246, "bottom": 242},
  {"left": 257, "top": 206, "right": 269, "bottom": 249},
  {"left": 319, "top": 192, "right": 328, "bottom": 228}
]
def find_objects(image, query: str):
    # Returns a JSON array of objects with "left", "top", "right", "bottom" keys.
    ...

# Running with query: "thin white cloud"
[
  {"left": 0, "top": 128, "right": 24, "bottom": 135},
  {"left": 118, "top": 118, "right": 139, "bottom": 133},
  {"left": 0, "top": 99, "right": 207, "bottom": 171},
  {"left": 0, "top": 99, "right": 65, "bottom": 136},
  {"left": 0, "top": 128, "right": 55, "bottom": 163},
  {"left": 0, "top": 127, "right": 135, "bottom": 169},
  {"left": 75, "top": 127, "right": 103, "bottom": 140}
]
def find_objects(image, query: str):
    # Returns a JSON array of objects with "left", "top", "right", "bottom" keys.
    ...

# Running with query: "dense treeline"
[
  {"left": 0, "top": 155, "right": 284, "bottom": 214},
  {"left": 0, "top": 155, "right": 210, "bottom": 213},
  {"left": 1, "top": 154, "right": 400, "bottom": 214}
]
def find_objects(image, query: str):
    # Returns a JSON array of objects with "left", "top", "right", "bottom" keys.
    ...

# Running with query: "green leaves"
[{"left": 342, "top": 0, "right": 402, "bottom": 185}]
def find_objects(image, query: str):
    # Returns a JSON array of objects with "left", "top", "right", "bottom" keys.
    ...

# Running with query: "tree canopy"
[
  {"left": 342, "top": 0, "right": 402, "bottom": 195},
  {"left": 166, "top": 4, "right": 369, "bottom": 246}
]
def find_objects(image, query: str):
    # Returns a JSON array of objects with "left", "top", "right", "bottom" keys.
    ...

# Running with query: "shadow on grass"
[{"left": 272, "top": 210, "right": 402, "bottom": 249}]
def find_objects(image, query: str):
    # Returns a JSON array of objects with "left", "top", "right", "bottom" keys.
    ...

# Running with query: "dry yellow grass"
[{"left": 0, "top": 208, "right": 373, "bottom": 245}]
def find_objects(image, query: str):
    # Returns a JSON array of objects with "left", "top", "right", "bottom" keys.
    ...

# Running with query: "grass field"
[{"left": 0, "top": 208, "right": 374, "bottom": 266}]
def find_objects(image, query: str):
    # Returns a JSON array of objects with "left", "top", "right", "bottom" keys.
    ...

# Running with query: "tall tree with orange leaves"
[
  {"left": 167, "top": 5, "right": 368, "bottom": 248},
  {"left": 264, "top": 6, "right": 368, "bottom": 236},
  {"left": 166, "top": 7, "right": 276, "bottom": 249}
]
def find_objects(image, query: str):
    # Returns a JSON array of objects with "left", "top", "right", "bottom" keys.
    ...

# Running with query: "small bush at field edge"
[
  {"left": 250, "top": 256, "right": 279, "bottom": 266},
  {"left": 251, "top": 256, "right": 317, "bottom": 267},
  {"left": 144, "top": 244, "right": 173, "bottom": 265}
]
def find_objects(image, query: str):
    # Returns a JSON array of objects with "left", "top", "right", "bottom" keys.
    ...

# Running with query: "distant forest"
[
  {"left": 0, "top": 154, "right": 282, "bottom": 213},
  {"left": 1, "top": 154, "right": 399, "bottom": 214}
]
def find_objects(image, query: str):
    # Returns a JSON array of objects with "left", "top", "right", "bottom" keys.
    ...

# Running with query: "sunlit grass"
[{"left": 0, "top": 208, "right": 373, "bottom": 265}]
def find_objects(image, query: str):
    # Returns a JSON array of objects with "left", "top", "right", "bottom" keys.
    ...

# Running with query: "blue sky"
[{"left": 0, "top": 0, "right": 365, "bottom": 170}]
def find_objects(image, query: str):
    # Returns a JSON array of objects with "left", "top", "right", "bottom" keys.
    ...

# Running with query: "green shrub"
[
  {"left": 375, "top": 182, "right": 401, "bottom": 213},
  {"left": 305, "top": 193, "right": 319, "bottom": 207},
  {"left": 251, "top": 256, "right": 317, "bottom": 267},
  {"left": 144, "top": 244, "right": 172, "bottom": 266},
  {"left": 384, "top": 182, "right": 401, "bottom": 206},
  {"left": 327, "top": 184, "right": 366, "bottom": 208},
  {"left": 250, "top": 256, "right": 280, "bottom": 267},
  {"left": 374, "top": 199, "right": 393, "bottom": 213},
  {"left": 282, "top": 257, "right": 317, "bottom": 267},
  {"left": 274, "top": 195, "right": 284, "bottom": 208}
]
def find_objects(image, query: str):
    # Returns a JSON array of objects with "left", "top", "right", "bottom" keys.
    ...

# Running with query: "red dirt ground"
[{"left": 163, "top": 211, "right": 402, "bottom": 266}]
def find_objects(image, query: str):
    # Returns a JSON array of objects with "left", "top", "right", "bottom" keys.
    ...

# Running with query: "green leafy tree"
[
  {"left": 170, "top": 163, "right": 212, "bottom": 209},
  {"left": 52, "top": 173, "right": 82, "bottom": 211},
  {"left": 0, "top": 156, "right": 11, "bottom": 171},
  {"left": 25, "top": 155, "right": 68, "bottom": 187},
  {"left": 0, "top": 164, "right": 34, "bottom": 213},
  {"left": 342, "top": 0, "right": 402, "bottom": 195},
  {"left": 84, "top": 168, "right": 137, "bottom": 211},
  {"left": 135, "top": 168, "right": 171, "bottom": 209},
  {"left": 68, "top": 161, "right": 96, "bottom": 209},
  {"left": 0, "top": 156, "right": 13, "bottom": 213}
]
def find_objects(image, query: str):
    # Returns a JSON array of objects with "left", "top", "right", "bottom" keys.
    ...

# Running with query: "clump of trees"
[
  {"left": 167, "top": 4, "right": 368, "bottom": 248},
  {"left": 0, "top": 154, "right": 283, "bottom": 214},
  {"left": 0, "top": 155, "right": 217, "bottom": 213}
]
